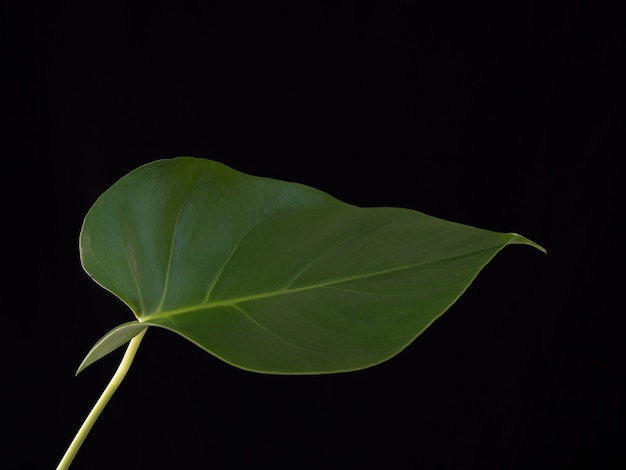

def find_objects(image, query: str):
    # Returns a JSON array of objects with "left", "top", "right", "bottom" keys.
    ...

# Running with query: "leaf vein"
[
  {"left": 231, "top": 304, "right": 310, "bottom": 352},
  {"left": 144, "top": 246, "right": 498, "bottom": 322},
  {"left": 156, "top": 178, "right": 202, "bottom": 312},
  {"left": 203, "top": 221, "right": 258, "bottom": 303}
]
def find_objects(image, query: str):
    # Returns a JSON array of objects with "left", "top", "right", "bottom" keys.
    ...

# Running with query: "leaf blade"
[{"left": 80, "top": 157, "right": 544, "bottom": 374}]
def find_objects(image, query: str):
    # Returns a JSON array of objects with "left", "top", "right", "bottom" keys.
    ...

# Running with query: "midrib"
[{"left": 139, "top": 245, "right": 497, "bottom": 323}]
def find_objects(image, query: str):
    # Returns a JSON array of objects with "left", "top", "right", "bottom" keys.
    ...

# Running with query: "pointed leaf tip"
[{"left": 508, "top": 233, "right": 547, "bottom": 254}]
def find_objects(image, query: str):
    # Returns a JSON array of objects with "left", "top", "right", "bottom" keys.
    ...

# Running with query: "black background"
[{"left": 12, "top": 1, "right": 624, "bottom": 468}]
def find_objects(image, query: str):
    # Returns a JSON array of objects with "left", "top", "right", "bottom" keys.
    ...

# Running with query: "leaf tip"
[
  {"left": 75, "top": 352, "right": 100, "bottom": 376},
  {"left": 75, "top": 364, "right": 86, "bottom": 377},
  {"left": 509, "top": 233, "right": 547, "bottom": 254}
]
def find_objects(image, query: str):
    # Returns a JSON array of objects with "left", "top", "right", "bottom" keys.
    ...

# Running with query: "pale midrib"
[{"left": 140, "top": 245, "right": 498, "bottom": 322}]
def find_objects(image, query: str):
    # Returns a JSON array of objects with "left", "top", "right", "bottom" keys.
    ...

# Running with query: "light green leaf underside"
[
  {"left": 76, "top": 322, "right": 149, "bottom": 375},
  {"left": 79, "top": 157, "right": 544, "bottom": 374}
]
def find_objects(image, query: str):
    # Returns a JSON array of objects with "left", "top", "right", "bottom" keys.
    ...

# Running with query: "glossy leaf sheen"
[{"left": 79, "top": 157, "right": 544, "bottom": 374}]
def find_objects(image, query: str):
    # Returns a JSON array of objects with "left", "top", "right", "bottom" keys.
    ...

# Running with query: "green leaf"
[
  {"left": 76, "top": 321, "right": 149, "bottom": 375},
  {"left": 79, "top": 157, "right": 544, "bottom": 374}
]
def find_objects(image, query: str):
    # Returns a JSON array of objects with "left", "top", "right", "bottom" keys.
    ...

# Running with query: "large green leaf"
[{"left": 79, "top": 157, "right": 544, "bottom": 374}]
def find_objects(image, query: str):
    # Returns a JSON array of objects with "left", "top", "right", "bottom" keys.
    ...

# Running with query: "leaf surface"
[{"left": 79, "top": 157, "right": 544, "bottom": 374}]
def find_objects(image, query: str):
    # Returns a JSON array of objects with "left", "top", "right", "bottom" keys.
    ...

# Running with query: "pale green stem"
[{"left": 57, "top": 329, "right": 148, "bottom": 470}]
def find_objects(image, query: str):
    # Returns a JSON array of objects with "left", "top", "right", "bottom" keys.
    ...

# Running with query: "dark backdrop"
[{"left": 13, "top": 1, "right": 623, "bottom": 469}]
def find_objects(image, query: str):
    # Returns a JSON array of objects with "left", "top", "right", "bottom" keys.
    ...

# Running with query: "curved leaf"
[
  {"left": 79, "top": 157, "right": 544, "bottom": 374},
  {"left": 76, "top": 321, "right": 149, "bottom": 375}
]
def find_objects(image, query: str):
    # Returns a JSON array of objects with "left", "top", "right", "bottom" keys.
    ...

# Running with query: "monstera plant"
[{"left": 57, "top": 157, "right": 545, "bottom": 469}]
